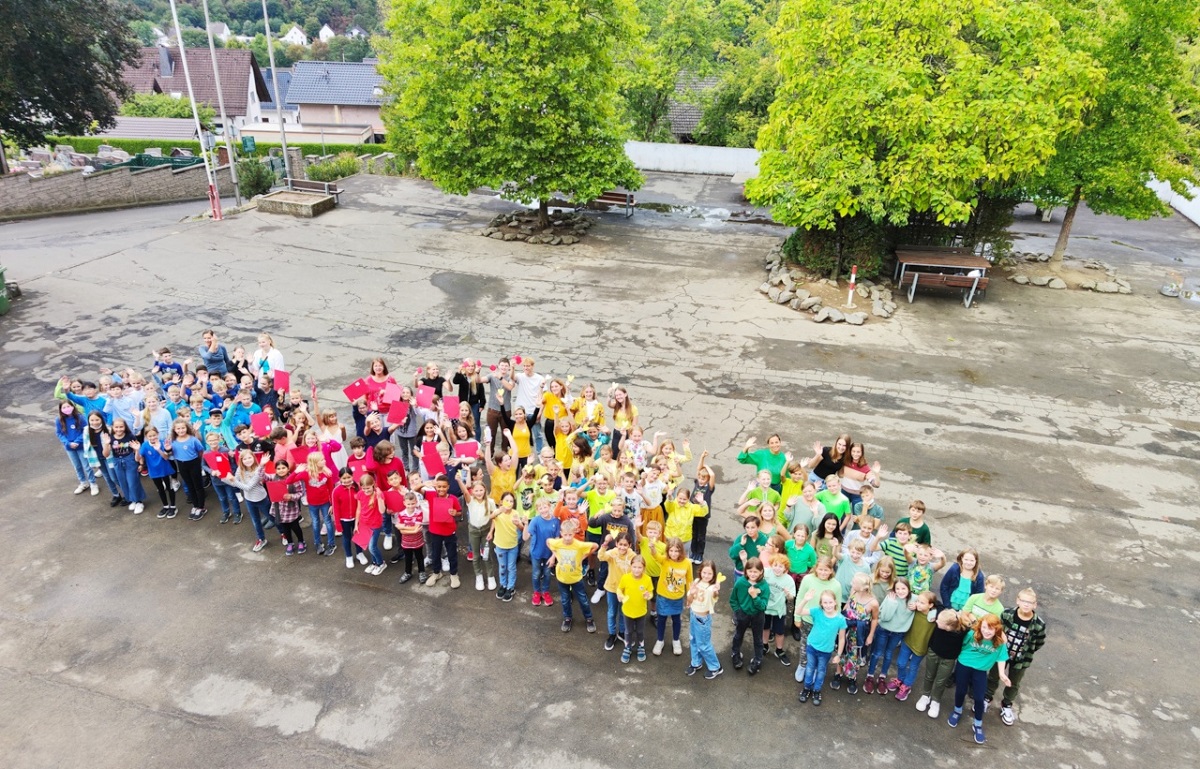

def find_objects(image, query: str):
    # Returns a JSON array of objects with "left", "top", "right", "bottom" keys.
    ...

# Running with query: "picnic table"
[{"left": 894, "top": 249, "right": 991, "bottom": 308}]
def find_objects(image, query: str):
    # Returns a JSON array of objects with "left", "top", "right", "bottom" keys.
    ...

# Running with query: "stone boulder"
[
  {"left": 1047, "top": 277, "right": 1067, "bottom": 289},
  {"left": 799, "top": 297, "right": 822, "bottom": 311},
  {"left": 1031, "top": 276, "right": 1051, "bottom": 286},
  {"left": 845, "top": 312, "right": 867, "bottom": 325}
]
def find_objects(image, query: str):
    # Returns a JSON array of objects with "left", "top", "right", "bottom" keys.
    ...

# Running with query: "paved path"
[{"left": 1, "top": 174, "right": 1197, "bottom": 768}]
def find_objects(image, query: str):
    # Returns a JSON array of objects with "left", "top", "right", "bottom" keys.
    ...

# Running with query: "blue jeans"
[
  {"left": 246, "top": 497, "right": 272, "bottom": 542},
  {"left": 559, "top": 581, "right": 592, "bottom": 621},
  {"left": 804, "top": 645, "right": 833, "bottom": 691},
  {"left": 111, "top": 453, "right": 144, "bottom": 503},
  {"left": 953, "top": 662, "right": 989, "bottom": 722},
  {"left": 339, "top": 518, "right": 362, "bottom": 558},
  {"left": 212, "top": 481, "right": 241, "bottom": 517},
  {"left": 689, "top": 612, "right": 720, "bottom": 671},
  {"left": 532, "top": 557, "right": 552, "bottom": 593},
  {"left": 606, "top": 590, "right": 626, "bottom": 635},
  {"left": 896, "top": 642, "right": 925, "bottom": 687},
  {"left": 64, "top": 446, "right": 93, "bottom": 484},
  {"left": 94, "top": 457, "right": 120, "bottom": 497},
  {"left": 368, "top": 528, "right": 383, "bottom": 566},
  {"left": 869, "top": 628, "right": 904, "bottom": 677},
  {"left": 470, "top": 403, "right": 483, "bottom": 441},
  {"left": 380, "top": 507, "right": 395, "bottom": 537},
  {"left": 309, "top": 503, "right": 334, "bottom": 551},
  {"left": 497, "top": 545, "right": 518, "bottom": 590}
]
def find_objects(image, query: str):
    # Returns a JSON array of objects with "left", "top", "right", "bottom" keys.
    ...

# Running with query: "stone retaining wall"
[{"left": 0, "top": 163, "right": 235, "bottom": 221}]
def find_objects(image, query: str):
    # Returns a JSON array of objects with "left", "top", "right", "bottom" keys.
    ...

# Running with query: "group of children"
[{"left": 53, "top": 341, "right": 1046, "bottom": 744}]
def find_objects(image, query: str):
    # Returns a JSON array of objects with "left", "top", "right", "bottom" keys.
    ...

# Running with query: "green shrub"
[
  {"left": 782, "top": 216, "right": 890, "bottom": 279},
  {"left": 237, "top": 157, "right": 275, "bottom": 197},
  {"left": 46, "top": 136, "right": 378, "bottom": 161},
  {"left": 305, "top": 152, "right": 361, "bottom": 182}
]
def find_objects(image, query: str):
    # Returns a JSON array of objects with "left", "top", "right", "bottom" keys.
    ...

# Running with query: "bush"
[
  {"left": 305, "top": 152, "right": 361, "bottom": 182},
  {"left": 237, "top": 157, "right": 275, "bottom": 197},
  {"left": 46, "top": 136, "right": 377, "bottom": 161},
  {"left": 782, "top": 216, "right": 890, "bottom": 279}
]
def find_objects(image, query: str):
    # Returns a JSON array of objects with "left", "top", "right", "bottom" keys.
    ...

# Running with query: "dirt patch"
[{"left": 999, "top": 255, "right": 1115, "bottom": 290}]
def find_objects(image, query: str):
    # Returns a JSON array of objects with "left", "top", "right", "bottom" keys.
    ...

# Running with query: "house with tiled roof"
[
  {"left": 260, "top": 68, "right": 299, "bottom": 125},
  {"left": 667, "top": 74, "right": 719, "bottom": 143},
  {"left": 121, "top": 46, "right": 271, "bottom": 131},
  {"left": 287, "top": 60, "right": 386, "bottom": 139}
]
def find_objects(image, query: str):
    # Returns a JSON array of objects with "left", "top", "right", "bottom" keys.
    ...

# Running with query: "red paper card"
[
  {"left": 428, "top": 496, "right": 454, "bottom": 526},
  {"left": 383, "top": 382, "right": 403, "bottom": 403},
  {"left": 289, "top": 446, "right": 312, "bottom": 467},
  {"left": 386, "top": 401, "right": 409, "bottom": 425},
  {"left": 422, "top": 441, "right": 447, "bottom": 477},
  {"left": 351, "top": 525, "right": 374, "bottom": 550},
  {"left": 266, "top": 480, "right": 287, "bottom": 503},
  {"left": 263, "top": 460, "right": 276, "bottom": 475},
  {"left": 383, "top": 489, "right": 404, "bottom": 513},
  {"left": 273, "top": 369, "right": 290, "bottom": 391},
  {"left": 443, "top": 395, "right": 460, "bottom": 415},
  {"left": 416, "top": 385, "right": 435, "bottom": 410},
  {"left": 342, "top": 378, "right": 369, "bottom": 402},
  {"left": 250, "top": 411, "right": 272, "bottom": 437},
  {"left": 203, "top": 451, "right": 231, "bottom": 477},
  {"left": 454, "top": 440, "right": 480, "bottom": 460}
]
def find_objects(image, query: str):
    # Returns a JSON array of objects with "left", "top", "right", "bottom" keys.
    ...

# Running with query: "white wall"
[
  {"left": 624, "top": 141, "right": 758, "bottom": 177},
  {"left": 1149, "top": 179, "right": 1200, "bottom": 228}
]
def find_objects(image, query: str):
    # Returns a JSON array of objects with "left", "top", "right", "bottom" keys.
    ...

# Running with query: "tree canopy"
[
  {"left": 747, "top": 0, "right": 1101, "bottom": 231},
  {"left": 380, "top": 0, "right": 643, "bottom": 224},
  {"left": 1029, "top": 0, "right": 1200, "bottom": 259},
  {"left": 120, "top": 92, "right": 215, "bottom": 129},
  {"left": 0, "top": 0, "right": 140, "bottom": 148}
]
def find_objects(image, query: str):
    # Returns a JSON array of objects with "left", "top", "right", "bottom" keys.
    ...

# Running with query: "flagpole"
[
  {"left": 168, "top": 0, "right": 222, "bottom": 219},
  {"left": 201, "top": 0, "right": 241, "bottom": 206}
]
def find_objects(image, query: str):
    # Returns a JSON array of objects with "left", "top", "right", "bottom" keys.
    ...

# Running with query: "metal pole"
[
  {"left": 201, "top": 0, "right": 241, "bottom": 207},
  {"left": 261, "top": 0, "right": 292, "bottom": 181},
  {"left": 168, "top": 0, "right": 222, "bottom": 219}
]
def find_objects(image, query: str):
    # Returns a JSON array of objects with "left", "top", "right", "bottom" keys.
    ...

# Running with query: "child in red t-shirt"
[{"left": 423, "top": 473, "right": 463, "bottom": 588}]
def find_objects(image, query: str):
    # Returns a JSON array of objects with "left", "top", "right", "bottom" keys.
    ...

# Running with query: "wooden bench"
[
  {"left": 894, "top": 250, "right": 991, "bottom": 308},
  {"left": 592, "top": 190, "right": 635, "bottom": 218},
  {"left": 899, "top": 270, "right": 990, "bottom": 307},
  {"left": 286, "top": 178, "right": 342, "bottom": 204}
]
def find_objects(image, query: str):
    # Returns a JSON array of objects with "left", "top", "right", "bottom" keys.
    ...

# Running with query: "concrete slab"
[{"left": 0, "top": 173, "right": 1198, "bottom": 768}]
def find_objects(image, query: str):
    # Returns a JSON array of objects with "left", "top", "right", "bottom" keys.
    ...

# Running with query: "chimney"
[{"left": 159, "top": 45, "right": 173, "bottom": 77}]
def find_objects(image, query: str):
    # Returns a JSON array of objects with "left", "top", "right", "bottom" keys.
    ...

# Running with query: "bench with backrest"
[
  {"left": 286, "top": 178, "right": 342, "bottom": 204},
  {"left": 592, "top": 190, "right": 635, "bottom": 218}
]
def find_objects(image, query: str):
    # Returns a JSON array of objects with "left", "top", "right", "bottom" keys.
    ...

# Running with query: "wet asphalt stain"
[
  {"left": 387, "top": 326, "right": 460, "bottom": 350},
  {"left": 429, "top": 270, "right": 509, "bottom": 315}
]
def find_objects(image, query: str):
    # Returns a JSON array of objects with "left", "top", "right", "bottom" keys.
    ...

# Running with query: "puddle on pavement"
[{"left": 944, "top": 466, "right": 996, "bottom": 483}]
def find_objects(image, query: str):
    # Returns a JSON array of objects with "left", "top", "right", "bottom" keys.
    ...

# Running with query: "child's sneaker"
[
  {"left": 346, "top": 556, "right": 355, "bottom": 569},
  {"left": 219, "top": 512, "right": 230, "bottom": 524},
  {"left": 732, "top": 654, "right": 744, "bottom": 670},
  {"left": 895, "top": 684, "right": 911, "bottom": 701},
  {"left": 585, "top": 619, "right": 597, "bottom": 633},
  {"left": 973, "top": 722, "right": 986, "bottom": 744},
  {"left": 488, "top": 577, "right": 497, "bottom": 591},
  {"left": 887, "top": 677, "right": 901, "bottom": 691},
  {"left": 620, "top": 647, "right": 631, "bottom": 664},
  {"left": 466, "top": 550, "right": 474, "bottom": 562},
  {"left": 947, "top": 709, "right": 961, "bottom": 728},
  {"left": 652, "top": 640, "right": 665, "bottom": 656},
  {"left": 476, "top": 574, "right": 485, "bottom": 591},
  {"left": 357, "top": 552, "right": 369, "bottom": 565},
  {"left": 417, "top": 571, "right": 428, "bottom": 584},
  {"left": 636, "top": 644, "right": 647, "bottom": 662},
  {"left": 798, "top": 688, "right": 811, "bottom": 703},
  {"left": 915, "top": 694, "right": 931, "bottom": 712},
  {"left": 864, "top": 676, "right": 875, "bottom": 694},
  {"left": 157, "top": 507, "right": 168, "bottom": 519},
  {"left": 253, "top": 539, "right": 266, "bottom": 552},
  {"left": 776, "top": 649, "right": 791, "bottom": 667},
  {"left": 399, "top": 572, "right": 413, "bottom": 583},
  {"left": 233, "top": 513, "right": 242, "bottom": 524},
  {"left": 531, "top": 592, "right": 542, "bottom": 606},
  {"left": 297, "top": 542, "right": 307, "bottom": 554},
  {"left": 829, "top": 673, "right": 840, "bottom": 689},
  {"left": 284, "top": 544, "right": 295, "bottom": 556},
  {"left": 605, "top": 634, "right": 617, "bottom": 651},
  {"left": 561, "top": 618, "right": 572, "bottom": 632},
  {"left": 847, "top": 677, "right": 859, "bottom": 695},
  {"left": 590, "top": 589, "right": 604, "bottom": 604},
  {"left": 449, "top": 574, "right": 460, "bottom": 588},
  {"left": 686, "top": 665, "right": 701, "bottom": 676},
  {"left": 1000, "top": 705, "right": 1016, "bottom": 726},
  {"left": 928, "top": 701, "right": 941, "bottom": 718},
  {"left": 704, "top": 667, "right": 724, "bottom": 680},
  {"left": 425, "top": 573, "right": 440, "bottom": 587},
  {"left": 876, "top": 675, "right": 889, "bottom": 696},
  {"left": 541, "top": 591, "right": 553, "bottom": 606},
  {"left": 812, "top": 691, "right": 823, "bottom": 706},
  {"left": 672, "top": 640, "right": 682, "bottom": 656}
]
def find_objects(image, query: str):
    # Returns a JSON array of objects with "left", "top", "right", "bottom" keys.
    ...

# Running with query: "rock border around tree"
[
  {"left": 1003, "top": 251, "right": 1133, "bottom": 294},
  {"left": 758, "top": 244, "right": 894, "bottom": 324},
  {"left": 476, "top": 210, "right": 593, "bottom": 245}
]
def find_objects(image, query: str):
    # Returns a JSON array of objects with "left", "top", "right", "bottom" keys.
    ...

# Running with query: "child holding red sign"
[
  {"left": 270, "top": 459, "right": 306, "bottom": 555},
  {"left": 422, "top": 474, "right": 463, "bottom": 588}
]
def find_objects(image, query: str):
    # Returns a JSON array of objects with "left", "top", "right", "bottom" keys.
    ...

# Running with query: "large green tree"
[
  {"left": 747, "top": 0, "right": 1100, "bottom": 243},
  {"left": 693, "top": 0, "right": 779, "bottom": 148},
  {"left": 1031, "top": 0, "right": 1200, "bottom": 260},
  {"left": 0, "top": 0, "right": 140, "bottom": 170},
  {"left": 381, "top": 0, "right": 642, "bottom": 226}
]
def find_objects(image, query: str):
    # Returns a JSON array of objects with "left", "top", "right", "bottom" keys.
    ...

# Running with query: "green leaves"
[
  {"left": 748, "top": 0, "right": 1098, "bottom": 230},
  {"left": 380, "top": 0, "right": 642, "bottom": 208}
]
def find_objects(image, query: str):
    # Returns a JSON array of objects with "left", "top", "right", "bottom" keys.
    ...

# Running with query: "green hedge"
[{"left": 47, "top": 136, "right": 379, "bottom": 159}]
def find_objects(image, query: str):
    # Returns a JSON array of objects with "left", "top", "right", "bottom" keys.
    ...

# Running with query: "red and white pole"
[{"left": 846, "top": 265, "right": 858, "bottom": 308}]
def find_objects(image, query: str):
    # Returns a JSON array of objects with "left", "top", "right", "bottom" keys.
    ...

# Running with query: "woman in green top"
[
  {"left": 950, "top": 613, "right": 1011, "bottom": 744},
  {"left": 737, "top": 434, "right": 789, "bottom": 492}
]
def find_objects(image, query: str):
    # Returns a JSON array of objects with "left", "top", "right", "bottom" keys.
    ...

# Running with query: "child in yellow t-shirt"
[
  {"left": 488, "top": 490, "right": 526, "bottom": 602},
  {"left": 547, "top": 519, "right": 598, "bottom": 633},
  {"left": 650, "top": 537, "right": 694, "bottom": 656},
  {"left": 639, "top": 521, "right": 667, "bottom": 618},
  {"left": 664, "top": 486, "right": 707, "bottom": 552},
  {"left": 598, "top": 533, "right": 636, "bottom": 649},
  {"left": 616, "top": 555, "right": 654, "bottom": 663}
]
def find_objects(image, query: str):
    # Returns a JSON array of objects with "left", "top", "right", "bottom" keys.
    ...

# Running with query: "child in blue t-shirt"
[
  {"left": 524, "top": 498, "right": 562, "bottom": 606},
  {"left": 138, "top": 426, "right": 177, "bottom": 518},
  {"left": 797, "top": 588, "right": 848, "bottom": 706}
]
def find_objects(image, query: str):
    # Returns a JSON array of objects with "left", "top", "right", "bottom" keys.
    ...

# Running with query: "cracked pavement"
[{"left": 1, "top": 174, "right": 1198, "bottom": 767}]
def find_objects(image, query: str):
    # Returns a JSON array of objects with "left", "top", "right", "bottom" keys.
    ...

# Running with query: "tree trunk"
[
  {"left": 1051, "top": 185, "right": 1083, "bottom": 262},
  {"left": 538, "top": 198, "right": 549, "bottom": 229},
  {"left": 831, "top": 217, "right": 845, "bottom": 280},
  {"left": 0, "top": 135, "right": 8, "bottom": 176}
]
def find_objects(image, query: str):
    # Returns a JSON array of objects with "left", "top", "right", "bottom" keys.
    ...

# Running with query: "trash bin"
[{"left": 0, "top": 265, "right": 10, "bottom": 315}]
